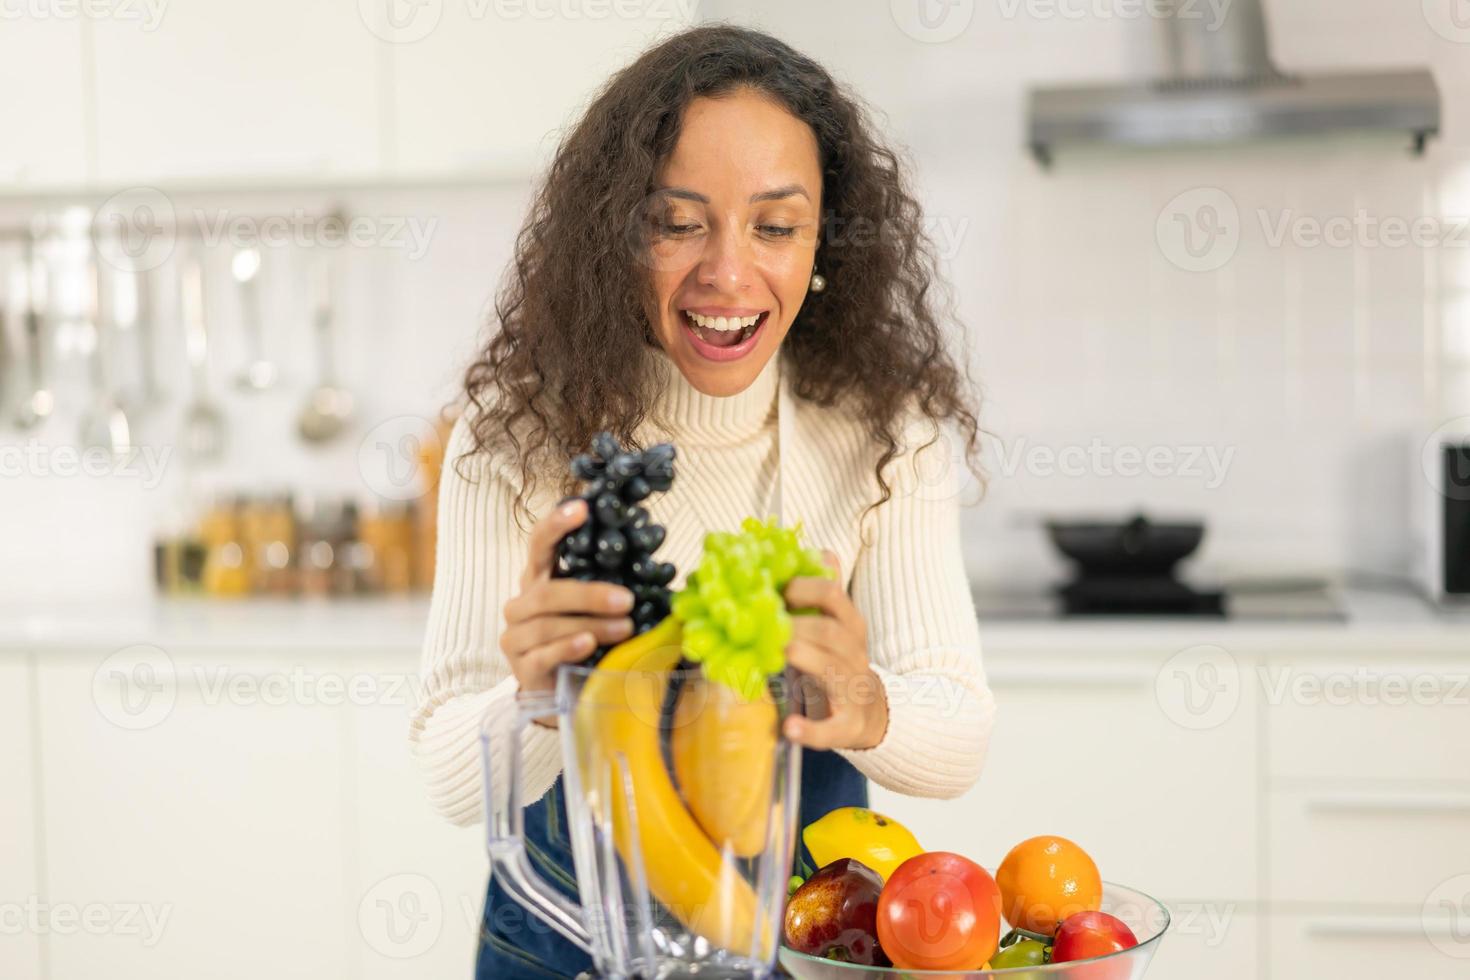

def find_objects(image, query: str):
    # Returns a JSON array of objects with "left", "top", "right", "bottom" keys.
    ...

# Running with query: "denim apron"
[{"left": 475, "top": 749, "right": 868, "bottom": 979}]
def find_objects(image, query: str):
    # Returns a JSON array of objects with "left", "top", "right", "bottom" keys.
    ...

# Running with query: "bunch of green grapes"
[{"left": 670, "top": 516, "right": 833, "bottom": 701}]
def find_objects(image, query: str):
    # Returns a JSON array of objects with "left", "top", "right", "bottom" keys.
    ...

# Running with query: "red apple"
[
  {"left": 1051, "top": 910, "right": 1139, "bottom": 962},
  {"left": 783, "top": 858, "right": 890, "bottom": 966}
]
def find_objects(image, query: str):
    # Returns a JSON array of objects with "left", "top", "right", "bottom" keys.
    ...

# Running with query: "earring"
[{"left": 809, "top": 265, "right": 827, "bottom": 294}]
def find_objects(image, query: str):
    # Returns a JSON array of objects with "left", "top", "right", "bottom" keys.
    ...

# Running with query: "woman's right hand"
[{"left": 499, "top": 499, "right": 636, "bottom": 719}]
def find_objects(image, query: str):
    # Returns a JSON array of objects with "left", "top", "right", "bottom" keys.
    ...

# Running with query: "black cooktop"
[
  {"left": 1059, "top": 575, "right": 1225, "bottom": 616},
  {"left": 971, "top": 580, "right": 1346, "bottom": 622}
]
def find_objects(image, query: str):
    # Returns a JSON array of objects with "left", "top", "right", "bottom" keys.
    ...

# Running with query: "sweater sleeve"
[
  {"left": 409, "top": 414, "right": 565, "bottom": 826},
  {"left": 836, "top": 416, "right": 996, "bottom": 799}
]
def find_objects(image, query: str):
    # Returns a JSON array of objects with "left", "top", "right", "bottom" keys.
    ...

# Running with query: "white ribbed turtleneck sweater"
[{"left": 411, "top": 348, "right": 995, "bottom": 826}]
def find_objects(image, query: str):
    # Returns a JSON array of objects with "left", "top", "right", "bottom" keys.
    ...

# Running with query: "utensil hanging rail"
[{"left": 0, "top": 205, "right": 353, "bottom": 243}]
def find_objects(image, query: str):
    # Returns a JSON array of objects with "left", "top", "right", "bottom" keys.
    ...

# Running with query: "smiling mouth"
[{"left": 681, "top": 310, "right": 766, "bottom": 349}]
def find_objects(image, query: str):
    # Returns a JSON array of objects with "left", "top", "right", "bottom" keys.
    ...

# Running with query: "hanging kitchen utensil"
[
  {"left": 77, "top": 256, "right": 132, "bottom": 456},
  {"left": 0, "top": 273, "right": 10, "bottom": 415},
  {"left": 124, "top": 264, "right": 163, "bottom": 415},
  {"left": 295, "top": 251, "right": 353, "bottom": 444},
  {"left": 231, "top": 245, "right": 276, "bottom": 391},
  {"left": 180, "top": 254, "right": 226, "bottom": 462},
  {"left": 12, "top": 233, "right": 53, "bottom": 430}
]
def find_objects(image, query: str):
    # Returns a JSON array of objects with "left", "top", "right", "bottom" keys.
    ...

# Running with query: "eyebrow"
[{"left": 655, "top": 183, "right": 810, "bottom": 204}]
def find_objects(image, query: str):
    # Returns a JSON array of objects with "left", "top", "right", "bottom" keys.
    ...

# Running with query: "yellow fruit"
[
  {"left": 671, "top": 679, "right": 777, "bottom": 857},
  {"left": 803, "top": 807, "right": 924, "bottom": 882},
  {"left": 575, "top": 617, "right": 762, "bottom": 952}
]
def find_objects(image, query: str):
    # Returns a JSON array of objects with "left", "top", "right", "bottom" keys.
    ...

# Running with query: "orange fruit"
[{"left": 995, "top": 835, "right": 1103, "bottom": 935}]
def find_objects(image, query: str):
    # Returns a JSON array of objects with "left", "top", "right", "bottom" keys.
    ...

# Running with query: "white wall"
[
  {"left": 3, "top": 0, "right": 1468, "bottom": 601},
  {"left": 0, "top": 186, "right": 530, "bottom": 603},
  {"left": 704, "top": 0, "right": 1470, "bottom": 585}
]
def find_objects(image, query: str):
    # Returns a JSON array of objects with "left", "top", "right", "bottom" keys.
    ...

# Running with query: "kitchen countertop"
[
  {"left": 0, "top": 596, "right": 434, "bottom": 653},
  {"left": 1, "top": 587, "right": 1465, "bottom": 657},
  {"left": 977, "top": 585, "right": 1469, "bottom": 655}
]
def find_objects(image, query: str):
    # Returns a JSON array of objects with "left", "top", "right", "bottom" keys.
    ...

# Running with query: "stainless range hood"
[{"left": 1027, "top": 0, "right": 1441, "bottom": 165}]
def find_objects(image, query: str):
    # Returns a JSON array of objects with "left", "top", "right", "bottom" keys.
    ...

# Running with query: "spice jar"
[
  {"left": 242, "top": 491, "right": 297, "bottom": 595},
  {"left": 359, "top": 499, "right": 415, "bottom": 594},
  {"left": 297, "top": 495, "right": 357, "bottom": 598},
  {"left": 200, "top": 495, "right": 250, "bottom": 597}
]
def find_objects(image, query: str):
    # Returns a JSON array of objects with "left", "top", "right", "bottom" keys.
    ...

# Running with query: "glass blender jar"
[{"left": 483, "top": 650, "right": 802, "bottom": 979}]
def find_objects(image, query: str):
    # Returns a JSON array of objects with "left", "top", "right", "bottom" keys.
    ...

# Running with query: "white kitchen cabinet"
[
  {"left": 8, "top": 603, "right": 1466, "bottom": 980},
  {"left": 1259, "top": 650, "right": 1470, "bottom": 977},
  {"left": 1270, "top": 913, "right": 1469, "bottom": 980},
  {"left": 1147, "top": 907, "right": 1259, "bottom": 980},
  {"left": 90, "top": 2, "right": 381, "bottom": 184},
  {"left": 36, "top": 651, "right": 351, "bottom": 980},
  {"left": 347, "top": 663, "right": 487, "bottom": 979},
  {"left": 1267, "top": 788, "right": 1470, "bottom": 908},
  {"left": 0, "top": 659, "right": 42, "bottom": 980},
  {"left": 386, "top": 8, "right": 699, "bottom": 179},
  {"left": 873, "top": 653, "right": 1260, "bottom": 906},
  {"left": 6, "top": 1, "right": 705, "bottom": 191},
  {"left": 20, "top": 641, "right": 490, "bottom": 980},
  {"left": 1265, "top": 657, "right": 1470, "bottom": 784},
  {"left": 0, "top": 19, "right": 88, "bottom": 187}
]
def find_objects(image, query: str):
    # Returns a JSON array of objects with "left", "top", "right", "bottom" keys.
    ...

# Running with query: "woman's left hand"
[{"left": 781, "top": 551, "right": 889, "bottom": 751}]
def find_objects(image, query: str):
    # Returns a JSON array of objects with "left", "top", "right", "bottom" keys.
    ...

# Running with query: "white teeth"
[{"left": 684, "top": 311, "right": 762, "bottom": 331}]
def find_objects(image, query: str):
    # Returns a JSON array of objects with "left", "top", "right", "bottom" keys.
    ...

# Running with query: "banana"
[
  {"left": 671, "top": 679, "right": 777, "bottom": 857},
  {"left": 574, "top": 616, "right": 762, "bottom": 953}
]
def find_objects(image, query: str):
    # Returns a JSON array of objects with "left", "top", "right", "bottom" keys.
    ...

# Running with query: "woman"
[{"left": 411, "top": 24, "right": 995, "bottom": 979}]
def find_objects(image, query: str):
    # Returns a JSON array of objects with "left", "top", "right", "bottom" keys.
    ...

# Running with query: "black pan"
[{"left": 1046, "top": 513, "right": 1204, "bottom": 577}]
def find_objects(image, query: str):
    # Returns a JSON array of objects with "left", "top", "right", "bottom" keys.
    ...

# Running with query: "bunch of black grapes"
[{"left": 555, "top": 432, "right": 678, "bottom": 655}]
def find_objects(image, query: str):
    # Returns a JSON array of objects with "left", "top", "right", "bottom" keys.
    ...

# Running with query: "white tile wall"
[
  {"left": 0, "top": 186, "right": 532, "bottom": 603},
  {"left": 696, "top": 0, "right": 1470, "bottom": 584},
  {"left": 3, "top": 0, "right": 1469, "bottom": 601}
]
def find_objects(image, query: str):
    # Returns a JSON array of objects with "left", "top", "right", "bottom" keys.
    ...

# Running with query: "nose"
[{"left": 695, "top": 218, "right": 752, "bottom": 293}]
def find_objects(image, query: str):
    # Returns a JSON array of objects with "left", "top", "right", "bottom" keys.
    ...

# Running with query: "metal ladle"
[
  {"left": 180, "top": 255, "right": 226, "bottom": 462},
  {"left": 119, "top": 265, "right": 164, "bottom": 416},
  {"left": 77, "top": 257, "right": 133, "bottom": 456},
  {"left": 296, "top": 255, "right": 353, "bottom": 443},
  {"left": 12, "top": 233, "right": 54, "bottom": 430},
  {"left": 231, "top": 245, "right": 277, "bottom": 391}
]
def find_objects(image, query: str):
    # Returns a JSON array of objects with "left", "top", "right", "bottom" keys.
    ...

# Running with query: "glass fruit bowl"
[{"left": 779, "top": 881, "right": 1169, "bottom": 980}]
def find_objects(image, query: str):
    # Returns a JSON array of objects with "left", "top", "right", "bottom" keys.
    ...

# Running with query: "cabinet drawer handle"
[
  {"left": 1303, "top": 918, "right": 1429, "bottom": 939},
  {"left": 988, "top": 666, "right": 1157, "bottom": 688},
  {"left": 1306, "top": 794, "right": 1470, "bottom": 816}
]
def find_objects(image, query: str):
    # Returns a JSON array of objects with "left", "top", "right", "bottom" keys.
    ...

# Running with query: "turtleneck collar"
[{"left": 642, "top": 346, "right": 781, "bottom": 445}]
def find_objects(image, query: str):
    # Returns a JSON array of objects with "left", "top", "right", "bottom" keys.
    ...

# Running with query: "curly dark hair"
[{"left": 462, "top": 23, "right": 984, "bottom": 530}]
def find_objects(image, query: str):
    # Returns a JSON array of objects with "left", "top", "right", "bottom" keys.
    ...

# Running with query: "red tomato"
[
  {"left": 1051, "top": 910, "right": 1139, "bottom": 963},
  {"left": 875, "top": 852, "right": 1002, "bottom": 971}
]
